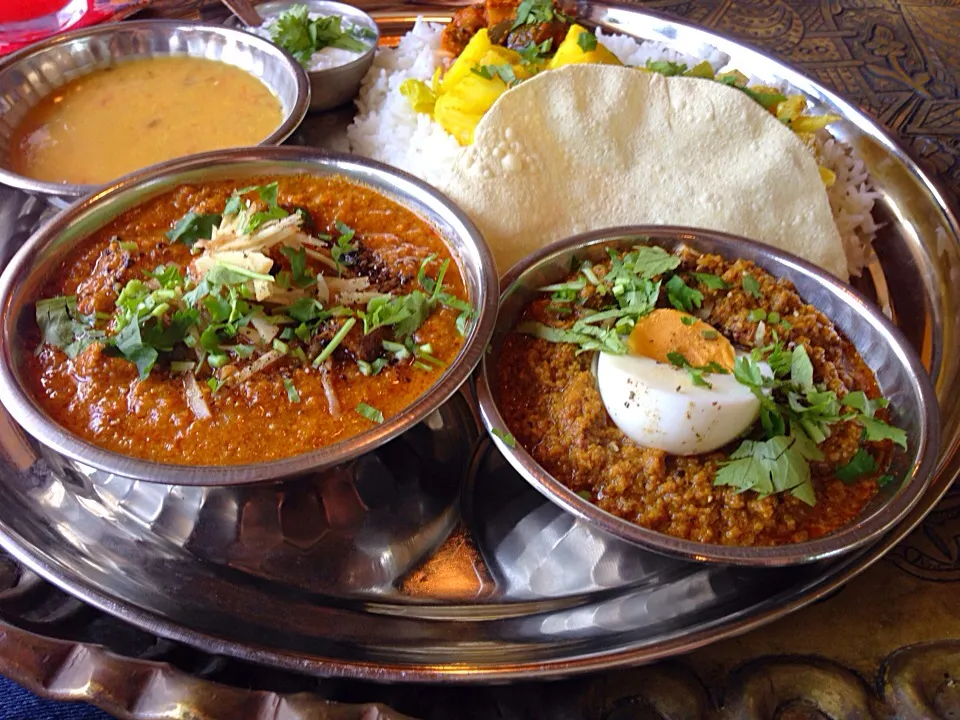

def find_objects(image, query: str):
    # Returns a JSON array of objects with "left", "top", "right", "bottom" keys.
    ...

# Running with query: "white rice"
[{"left": 346, "top": 22, "right": 880, "bottom": 275}]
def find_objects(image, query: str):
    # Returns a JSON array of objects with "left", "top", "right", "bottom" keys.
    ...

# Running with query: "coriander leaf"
[
  {"left": 860, "top": 415, "right": 908, "bottom": 449},
  {"left": 332, "top": 221, "right": 358, "bottom": 272},
  {"left": 313, "top": 317, "right": 356, "bottom": 366},
  {"left": 511, "top": 0, "right": 569, "bottom": 29},
  {"left": 285, "top": 297, "right": 326, "bottom": 323},
  {"left": 790, "top": 344, "right": 814, "bottom": 391},
  {"left": 691, "top": 272, "right": 729, "bottom": 290},
  {"left": 246, "top": 205, "right": 288, "bottom": 234},
  {"left": 283, "top": 378, "right": 301, "bottom": 403},
  {"left": 627, "top": 246, "right": 681, "bottom": 279},
  {"left": 664, "top": 275, "right": 703, "bottom": 312},
  {"left": 166, "top": 212, "right": 221, "bottom": 247},
  {"left": 842, "top": 391, "right": 889, "bottom": 419},
  {"left": 747, "top": 308, "right": 767, "bottom": 322},
  {"left": 151, "top": 265, "right": 183, "bottom": 289},
  {"left": 356, "top": 402, "right": 384, "bottom": 424},
  {"left": 834, "top": 448, "right": 877, "bottom": 484},
  {"left": 645, "top": 59, "right": 687, "bottom": 76},
  {"left": 715, "top": 435, "right": 815, "bottom": 505},
  {"left": 681, "top": 315, "right": 696, "bottom": 326},
  {"left": 472, "top": 63, "right": 519, "bottom": 86},
  {"left": 36, "top": 296, "right": 80, "bottom": 349},
  {"left": 280, "top": 246, "right": 315, "bottom": 288},
  {"left": 741, "top": 273, "right": 762, "bottom": 299},
  {"left": 577, "top": 32, "right": 598, "bottom": 52},
  {"left": 877, "top": 474, "right": 896, "bottom": 488},
  {"left": 492, "top": 428, "right": 516, "bottom": 447},
  {"left": 516, "top": 320, "right": 627, "bottom": 355}
]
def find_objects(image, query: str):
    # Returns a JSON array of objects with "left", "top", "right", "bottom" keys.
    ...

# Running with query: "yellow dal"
[{"left": 11, "top": 56, "right": 284, "bottom": 185}]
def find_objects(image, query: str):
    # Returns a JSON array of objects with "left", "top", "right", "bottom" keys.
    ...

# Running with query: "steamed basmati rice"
[{"left": 346, "top": 21, "right": 880, "bottom": 275}]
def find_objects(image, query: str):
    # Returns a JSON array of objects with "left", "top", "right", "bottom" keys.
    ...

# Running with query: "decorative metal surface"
[{"left": 0, "top": 0, "right": 958, "bottom": 716}]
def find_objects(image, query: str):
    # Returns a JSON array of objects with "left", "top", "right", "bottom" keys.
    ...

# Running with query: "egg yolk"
[{"left": 627, "top": 308, "right": 735, "bottom": 370}]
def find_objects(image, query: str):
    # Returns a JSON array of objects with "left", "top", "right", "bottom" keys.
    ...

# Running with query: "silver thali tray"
[{"left": 0, "top": 2, "right": 957, "bottom": 682}]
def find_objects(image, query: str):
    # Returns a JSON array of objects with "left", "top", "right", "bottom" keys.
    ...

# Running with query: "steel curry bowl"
[
  {"left": 0, "top": 147, "right": 498, "bottom": 486},
  {"left": 0, "top": 21, "right": 310, "bottom": 203},
  {"left": 475, "top": 226, "right": 939, "bottom": 567}
]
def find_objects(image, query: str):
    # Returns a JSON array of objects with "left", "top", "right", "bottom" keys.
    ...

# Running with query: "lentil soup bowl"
[
  {"left": 0, "top": 146, "right": 497, "bottom": 486},
  {"left": 476, "top": 226, "right": 939, "bottom": 566}
]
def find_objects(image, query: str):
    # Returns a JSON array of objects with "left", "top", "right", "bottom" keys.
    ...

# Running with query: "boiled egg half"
[{"left": 597, "top": 309, "right": 762, "bottom": 455}]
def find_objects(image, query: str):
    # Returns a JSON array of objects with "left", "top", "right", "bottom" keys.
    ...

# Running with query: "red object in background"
[{"left": 0, "top": 0, "right": 145, "bottom": 56}]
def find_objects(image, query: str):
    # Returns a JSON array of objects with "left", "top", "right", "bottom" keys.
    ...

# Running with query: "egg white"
[{"left": 596, "top": 351, "right": 764, "bottom": 455}]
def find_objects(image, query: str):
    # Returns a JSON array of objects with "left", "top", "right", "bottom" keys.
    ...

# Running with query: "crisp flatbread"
[{"left": 439, "top": 64, "right": 849, "bottom": 279}]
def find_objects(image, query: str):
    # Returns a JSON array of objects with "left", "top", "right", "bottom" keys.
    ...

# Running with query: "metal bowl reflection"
[
  {"left": 475, "top": 226, "right": 940, "bottom": 566},
  {"left": 0, "top": 20, "right": 310, "bottom": 202},
  {"left": 0, "top": 147, "right": 498, "bottom": 486}
]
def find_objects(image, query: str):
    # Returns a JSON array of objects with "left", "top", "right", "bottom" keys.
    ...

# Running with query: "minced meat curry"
[
  {"left": 26, "top": 174, "right": 472, "bottom": 465},
  {"left": 497, "top": 245, "right": 902, "bottom": 546}
]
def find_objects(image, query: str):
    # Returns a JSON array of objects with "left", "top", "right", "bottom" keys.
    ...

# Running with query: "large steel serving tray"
[{"left": 0, "top": 2, "right": 956, "bottom": 683}]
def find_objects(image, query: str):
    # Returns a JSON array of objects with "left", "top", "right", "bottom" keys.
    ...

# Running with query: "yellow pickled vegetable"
[
  {"left": 715, "top": 69, "right": 748, "bottom": 87},
  {"left": 399, "top": 79, "right": 436, "bottom": 114},
  {"left": 818, "top": 166, "right": 836, "bottom": 188},
  {"left": 548, "top": 25, "right": 621, "bottom": 69},
  {"left": 434, "top": 72, "right": 509, "bottom": 145},
  {"left": 685, "top": 61, "right": 714, "bottom": 79},
  {"left": 775, "top": 94, "right": 807, "bottom": 123},
  {"left": 441, "top": 29, "right": 493, "bottom": 93},
  {"left": 789, "top": 114, "right": 842, "bottom": 133}
]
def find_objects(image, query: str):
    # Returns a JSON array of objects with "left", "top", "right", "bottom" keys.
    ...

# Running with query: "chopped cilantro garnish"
[
  {"left": 645, "top": 59, "right": 687, "bottom": 76},
  {"left": 283, "top": 378, "right": 301, "bottom": 403},
  {"left": 166, "top": 212, "right": 221, "bottom": 247},
  {"left": 747, "top": 308, "right": 767, "bottom": 322},
  {"left": 664, "top": 275, "right": 703, "bottom": 312},
  {"left": 680, "top": 315, "right": 696, "bottom": 326},
  {"left": 691, "top": 272, "right": 729, "bottom": 290},
  {"left": 472, "top": 64, "right": 520, "bottom": 86},
  {"left": 270, "top": 4, "right": 370, "bottom": 67},
  {"left": 878, "top": 474, "right": 896, "bottom": 488},
  {"left": 860, "top": 415, "right": 908, "bottom": 449},
  {"left": 492, "top": 427, "right": 516, "bottom": 447},
  {"left": 511, "top": 0, "right": 570, "bottom": 29},
  {"left": 834, "top": 448, "right": 877, "bottom": 484},
  {"left": 577, "top": 32, "right": 598, "bottom": 52},
  {"left": 313, "top": 317, "right": 356, "bottom": 366},
  {"left": 742, "top": 273, "right": 762, "bottom": 299},
  {"left": 331, "top": 221, "right": 358, "bottom": 274},
  {"left": 715, "top": 435, "right": 816, "bottom": 505},
  {"left": 701, "top": 329, "right": 718, "bottom": 339},
  {"left": 280, "top": 246, "right": 315, "bottom": 288},
  {"left": 666, "top": 351, "right": 729, "bottom": 388},
  {"left": 356, "top": 402, "right": 384, "bottom": 424}
]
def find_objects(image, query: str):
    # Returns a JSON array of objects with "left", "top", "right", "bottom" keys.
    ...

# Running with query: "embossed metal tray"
[{"left": 0, "top": 4, "right": 958, "bottom": 683}]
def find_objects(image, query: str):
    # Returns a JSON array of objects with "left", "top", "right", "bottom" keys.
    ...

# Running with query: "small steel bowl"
[
  {"left": 225, "top": 0, "right": 379, "bottom": 113},
  {"left": 0, "top": 20, "right": 310, "bottom": 204},
  {"left": 0, "top": 146, "right": 498, "bottom": 486},
  {"left": 475, "top": 226, "right": 940, "bottom": 566}
]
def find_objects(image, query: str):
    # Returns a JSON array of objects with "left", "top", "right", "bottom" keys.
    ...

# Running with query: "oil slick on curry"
[
  {"left": 495, "top": 243, "right": 906, "bottom": 547},
  {"left": 26, "top": 175, "right": 473, "bottom": 465}
]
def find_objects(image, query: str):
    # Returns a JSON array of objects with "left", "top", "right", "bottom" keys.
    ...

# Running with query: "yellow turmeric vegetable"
[
  {"left": 440, "top": 29, "right": 493, "bottom": 94},
  {"left": 399, "top": 79, "right": 436, "bottom": 114},
  {"left": 434, "top": 72, "right": 509, "bottom": 144},
  {"left": 548, "top": 25, "right": 621, "bottom": 70}
]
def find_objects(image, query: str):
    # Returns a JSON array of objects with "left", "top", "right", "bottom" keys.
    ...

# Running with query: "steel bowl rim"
[
  {"left": 0, "top": 19, "right": 311, "bottom": 200},
  {"left": 0, "top": 146, "right": 499, "bottom": 486},
  {"left": 475, "top": 225, "right": 941, "bottom": 567},
  {"left": 225, "top": 0, "right": 381, "bottom": 78}
]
